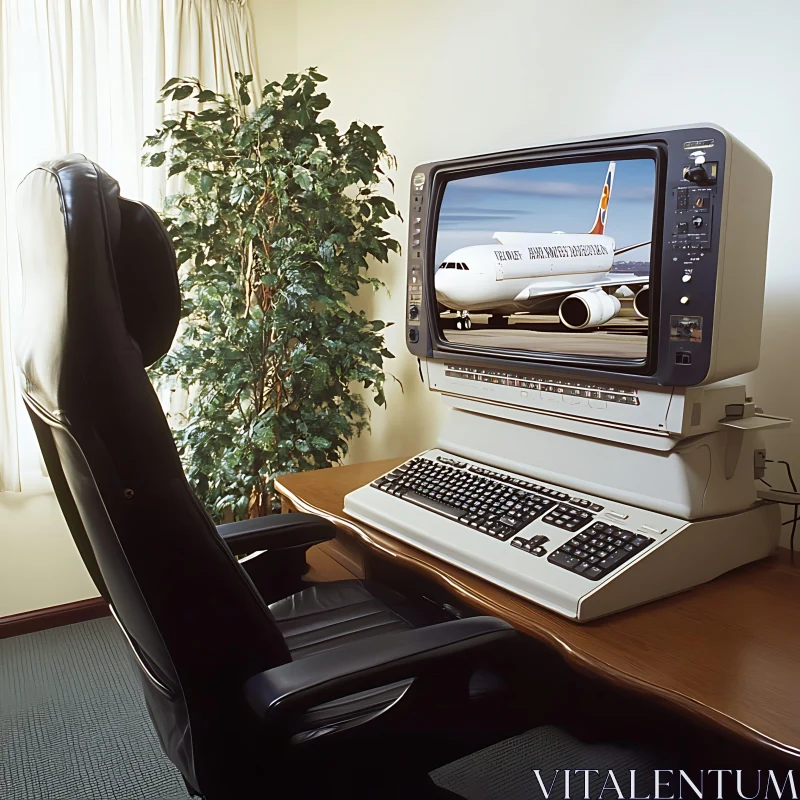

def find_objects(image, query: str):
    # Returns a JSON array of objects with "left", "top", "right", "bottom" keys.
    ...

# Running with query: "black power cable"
[{"left": 766, "top": 460, "right": 798, "bottom": 559}]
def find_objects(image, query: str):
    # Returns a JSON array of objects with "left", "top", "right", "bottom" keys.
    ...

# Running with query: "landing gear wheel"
[{"left": 455, "top": 312, "right": 472, "bottom": 331}]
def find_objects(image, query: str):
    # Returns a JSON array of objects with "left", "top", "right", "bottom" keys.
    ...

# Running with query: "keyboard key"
[
  {"left": 548, "top": 551, "right": 580, "bottom": 570},
  {"left": 492, "top": 525, "right": 515, "bottom": 541},
  {"left": 584, "top": 566, "right": 605, "bottom": 580},
  {"left": 401, "top": 490, "right": 467, "bottom": 520},
  {"left": 597, "top": 550, "right": 630, "bottom": 570}
]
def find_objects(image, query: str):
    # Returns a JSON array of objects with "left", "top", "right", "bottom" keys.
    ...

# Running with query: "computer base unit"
[{"left": 343, "top": 450, "right": 780, "bottom": 621}]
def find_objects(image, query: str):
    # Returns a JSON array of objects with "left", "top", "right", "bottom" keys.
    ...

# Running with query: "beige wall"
[
  {"left": 251, "top": 0, "right": 800, "bottom": 495},
  {"left": 249, "top": 0, "right": 297, "bottom": 82},
  {"left": 0, "top": 475, "right": 97, "bottom": 618},
  {"left": 4, "top": 0, "right": 799, "bottom": 618}
]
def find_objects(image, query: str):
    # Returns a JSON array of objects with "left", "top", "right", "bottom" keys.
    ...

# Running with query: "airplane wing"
[
  {"left": 514, "top": 274, "right": 648, "bottom": 302},
  {"left": 614, "top": 240, "right": 650, "bottom": 256}
]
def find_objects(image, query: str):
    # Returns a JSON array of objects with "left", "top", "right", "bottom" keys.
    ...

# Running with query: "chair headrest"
[{"left": 15, "top": 155, "right": 180, "bottom": 413}]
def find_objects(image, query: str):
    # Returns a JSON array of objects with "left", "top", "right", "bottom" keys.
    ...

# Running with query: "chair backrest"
[{"left": 13, "top": 156, "right": 291, "bottom": 791}]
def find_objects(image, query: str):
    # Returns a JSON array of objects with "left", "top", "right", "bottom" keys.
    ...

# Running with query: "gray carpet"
[
  {"left": 430, "top": 725, "right": 661, "bottom": 800},
  {"left": 0, "top": 617, "right": 189, "bottom": 800},
  {"left": 1, "top": 617, "right": 663, "bottom": 800}
]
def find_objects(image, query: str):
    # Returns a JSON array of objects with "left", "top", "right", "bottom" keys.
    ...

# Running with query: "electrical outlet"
[{"left": 754, "top": 449, "right": 767, "bottom": 479}]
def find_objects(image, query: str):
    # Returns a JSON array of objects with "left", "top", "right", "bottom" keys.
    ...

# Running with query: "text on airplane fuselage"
[{"left": 493, "top": 243, "right": 610, "bottom": 262}]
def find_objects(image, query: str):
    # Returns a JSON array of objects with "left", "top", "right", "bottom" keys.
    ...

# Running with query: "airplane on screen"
[{"left": 434, "top": 162, "right": 651, "bottom": 330}]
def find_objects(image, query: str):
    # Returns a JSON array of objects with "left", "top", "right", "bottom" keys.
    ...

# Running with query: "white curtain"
[{"left": 0, "top": 0, "right": 259, "bottom": 491}]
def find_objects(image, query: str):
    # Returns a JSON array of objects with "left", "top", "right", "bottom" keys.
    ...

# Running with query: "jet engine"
[
  {"left": 559, "top": 287, "right": 621, "bottom": 330},
  {"left": 633, "top": 285, "right": 650, "bottom": 319}
]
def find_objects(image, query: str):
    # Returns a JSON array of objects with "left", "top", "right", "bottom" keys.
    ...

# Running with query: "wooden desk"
[{"left": 276, "top": 459, "right": 800, "bottom": 764}]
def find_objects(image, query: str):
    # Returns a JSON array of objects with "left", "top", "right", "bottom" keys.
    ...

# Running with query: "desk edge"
[{"left": 276, "top": 475, "right": 800, "bottom": 763}]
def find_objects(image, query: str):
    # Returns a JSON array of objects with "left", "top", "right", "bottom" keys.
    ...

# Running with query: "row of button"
[
  {"left": 467, "top": 465, "right": 604, "bottom": 512},
  {"left": 671, "top": 240, "right": 710, "bottom": 251},
  {"left": 372, "top": 458, "right": 556, "bottom": 542},
  {"left": 547, "top": 522, "right": 653, "bottom": 581},
  {"left": 444, "top": 365, "right": 639, "bottom": 398},
  {"left": 443, "top": 370, "right": 641, "bottom": 405},
  {"left": 542, "top": 503, "right": 595, "bottom": 532},
  {"left": 468, "top": 465, "right": 569, "bottom": 503}
]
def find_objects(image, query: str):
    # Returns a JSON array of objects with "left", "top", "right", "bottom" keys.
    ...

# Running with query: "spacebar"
[{"left": 399, "top": 490, "right": 467, "bottom": 520}]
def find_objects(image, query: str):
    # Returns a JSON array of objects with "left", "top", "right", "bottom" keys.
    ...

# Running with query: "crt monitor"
[{"left": 405, "top": 125, "right": 772, "bottom": 387}]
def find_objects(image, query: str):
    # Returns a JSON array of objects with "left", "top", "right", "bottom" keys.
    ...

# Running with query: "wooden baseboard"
[{"left": 0, "top": 597, "right": 109, "bottom": 640}]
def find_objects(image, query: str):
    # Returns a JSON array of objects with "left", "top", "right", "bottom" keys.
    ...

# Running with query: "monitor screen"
[{"left": 433, "top": 158, "right": 657, "bottom": 362}]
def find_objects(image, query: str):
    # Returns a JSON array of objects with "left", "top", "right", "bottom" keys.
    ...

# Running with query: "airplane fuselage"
[{"left": 435, "top": 232, "right": 617, "bottom": 315}]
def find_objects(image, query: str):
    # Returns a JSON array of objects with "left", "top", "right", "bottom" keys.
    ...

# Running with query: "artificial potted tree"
[{"left": 144, "top": 69, "right": 401, "bottom": 520}]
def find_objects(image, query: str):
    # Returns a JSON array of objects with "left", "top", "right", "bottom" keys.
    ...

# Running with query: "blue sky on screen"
[{"left": 434, "top": 159, "right": 655, "bottom": 265}]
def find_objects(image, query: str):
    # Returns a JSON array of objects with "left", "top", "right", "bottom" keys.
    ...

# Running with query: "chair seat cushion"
[
  {"left": 268, "top": 579, "right": 444, "bottom": 660},
  {"left": 268, "top": 580, "right": 504, "bottom": 737},
  {"left": 269, "top": 580, "right": 451, "bottom": 735}
]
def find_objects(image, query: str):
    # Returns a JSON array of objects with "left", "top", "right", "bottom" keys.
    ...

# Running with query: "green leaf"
[
  {"left": 199, "top": 171, "right": 213, "bottom": 193},
  {"left": 197, "top": 89, "right": 217, "bottom": 103},
  {"left": 172, "top": 85, "right": 194, "bottom": 101},
  {"left": 229, "top": 182, "right": 253, "bottom": 206},
  {"left": 168, "top": 160, "right": 188, "bottom": 177},
  {"left": 292, "top": 165, "right": 313, "bottom": 191}
]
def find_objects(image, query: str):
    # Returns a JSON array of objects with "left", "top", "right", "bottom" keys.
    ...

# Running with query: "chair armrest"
[
  {"left": 244, "top": 616, "right": 516, "bottom": 723},
  {"left": 217, "top": 513, "right": 336, "bottom": 556}
]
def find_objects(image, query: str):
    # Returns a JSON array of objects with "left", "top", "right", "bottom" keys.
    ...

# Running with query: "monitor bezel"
[{"left": 423, "top": 141, "right": 668, "bottom": 378}]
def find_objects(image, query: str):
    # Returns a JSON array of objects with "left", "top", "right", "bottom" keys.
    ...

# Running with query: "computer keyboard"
[
  {"left": 373, "top": 456, "right": 604, "bottom": 535},
  {"left": 344, "top": 449, "right": 774, "bottom": 620},
  {"left": 370, "top": 455, "right": 652, "bottom": 583}
]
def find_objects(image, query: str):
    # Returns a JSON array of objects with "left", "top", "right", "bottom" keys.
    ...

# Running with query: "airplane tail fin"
[{"left": 588, "top": 162, "right": 616, "bottom": 235}]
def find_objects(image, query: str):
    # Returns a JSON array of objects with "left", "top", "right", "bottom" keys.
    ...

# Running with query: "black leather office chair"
[{"left": 13, "top": 155, "right": 518, "bottom": 799}]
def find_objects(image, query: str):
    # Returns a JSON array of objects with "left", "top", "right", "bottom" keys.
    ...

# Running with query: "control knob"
[
  {"left": 685, "top": 164, "right": 714, "bottom": 186},
  {"left": 409, "top": 304, "right": 419, "bottom": 320}
]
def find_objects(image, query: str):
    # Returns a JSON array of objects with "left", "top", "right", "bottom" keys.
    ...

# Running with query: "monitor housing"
[
  {"left": 342, "top": 127, "right": 787, "bottom": 621},
  {"left": 406, "top": 125, "right": 772, "bottom": 395}
]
